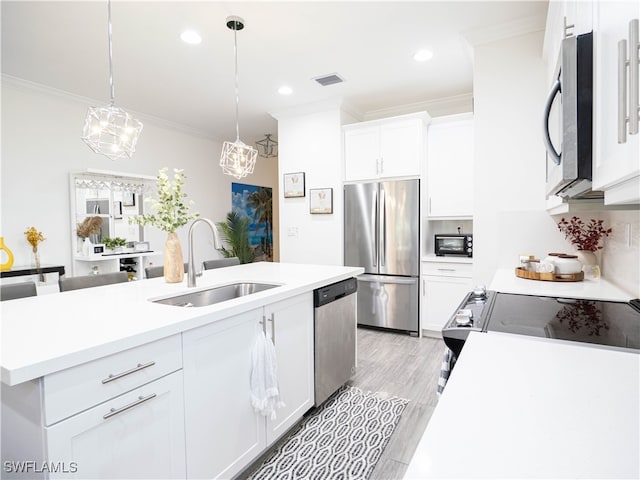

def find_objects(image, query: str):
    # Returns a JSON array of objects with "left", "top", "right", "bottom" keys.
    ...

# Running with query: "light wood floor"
[
  {"left": 240, "top": 327, "right": 446, "bottom": 479},
  {"left": 348, "top": 328, "right": 446, "bottom": 479}
]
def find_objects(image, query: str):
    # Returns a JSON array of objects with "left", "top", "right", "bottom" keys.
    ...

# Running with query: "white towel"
[{"left": 250, "top": 330, "right": 285, "bottom": 420}]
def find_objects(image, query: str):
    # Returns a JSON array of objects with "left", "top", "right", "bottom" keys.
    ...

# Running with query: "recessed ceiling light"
[
  {"left": 278, "top": 86, "right": 293, "bottom": 95},
  {"left": 413, "top": 49, "right": 433, "bottom": 62},
  {"left": 180, "top": 30, "right": 202, "bottom": 45}
]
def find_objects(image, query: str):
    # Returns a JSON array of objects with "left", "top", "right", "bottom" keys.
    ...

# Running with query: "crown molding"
[
  {"left": 269, "top": 97, "right": 346, "bottom": 121},
  {"left": 1, "top": 74, "right": 220, "bottom": 141},
  {"left": 462, "top": 12, "right": 547, "bottom": 47},
  {"left": 362, "top": 92, "right": 473, "bottom": 121}
]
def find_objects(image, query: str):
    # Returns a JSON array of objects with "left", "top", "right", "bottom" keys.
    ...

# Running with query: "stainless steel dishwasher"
[{"left": 313, "top": 277, "right": 357, "bottom": 406}]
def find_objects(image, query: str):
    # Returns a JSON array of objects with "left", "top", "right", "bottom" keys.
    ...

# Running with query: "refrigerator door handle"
[
  {"left": 380, "top": 187, "right": 386, "bottom": 267},
  {"left": 358, "top": 274, "right": 417, "bottom": 285},
  {"left": 372, "top": 189, "right": 378, "bottom": 267}
]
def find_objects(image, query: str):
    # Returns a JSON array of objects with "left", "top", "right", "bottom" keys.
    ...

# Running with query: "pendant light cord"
[
  {"left": 233, "top": 25, "right": 240, "bottom": 142},
  {"left": 107, "top": 0, "right": 115, "bottom": 106}
]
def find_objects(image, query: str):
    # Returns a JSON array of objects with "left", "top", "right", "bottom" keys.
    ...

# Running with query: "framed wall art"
[
  {"left": 309, "top": 188, "right": 333, "bottom": 214},
  {"left": 283, "top": 172, "right": 305, "bottom": 198}
]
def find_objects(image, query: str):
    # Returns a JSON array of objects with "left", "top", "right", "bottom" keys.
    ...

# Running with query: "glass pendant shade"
[
  {"left": 220, "top": 16, "right": 257, "bottom": 179},
  {"left": 82, "top": 104, "right": 143, "bottom": 161},
  {"left": 255, "top": 134, "right": 278, "bottom": 158},
  {"left": 82, "top": 0, "right": 142, "bottom": 161},
  {"left": 220, "top": 139, "right": 258, "bottom": 179}
]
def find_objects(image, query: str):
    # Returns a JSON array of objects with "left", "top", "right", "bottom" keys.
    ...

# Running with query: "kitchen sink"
[{"left": 151, "top": 282, "right": 279, "bottom": 307}]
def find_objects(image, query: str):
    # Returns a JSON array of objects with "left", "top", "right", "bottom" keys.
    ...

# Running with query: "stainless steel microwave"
[
  {"left": 434, "top": 234, "right": 473, "bottom": 257},
  {"left": 543, "top": 31, "right": 599, "bottom": 199}
]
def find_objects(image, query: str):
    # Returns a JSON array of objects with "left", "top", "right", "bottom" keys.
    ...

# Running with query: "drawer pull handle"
[
  {"left": 102, "top": 361, "right": 156, "bottom": 384},
  {"left": 103, "top": 393, "right": 157, "bottom": 420},
  {"left": 436, "top": 268, "right": 456, "bottom": 272}
]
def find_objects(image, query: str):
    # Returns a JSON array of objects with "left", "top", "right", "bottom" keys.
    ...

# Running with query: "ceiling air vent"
[{"left": 313, "top": 73, "right": 345, "bottom": 87}]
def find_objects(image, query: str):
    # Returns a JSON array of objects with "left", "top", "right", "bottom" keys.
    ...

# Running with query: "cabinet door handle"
[
  {"left": 619, "top": 38, "right": 629, "bottom": 143},
  {"left": 629, "top": 19, "right": 639, "bottom": 135},
  {"left": 380, "top": 157, "right": 384, "bottom": 174},
  {"left": 102, "top": 361, "right": 156, "bottom": 384},
  {"left": 103, "top": 393, "right": 157, "bottom": 420},
  {"left": 619, "top": 19, "right": 640, "bottom": 142},
  {"left": 268, "top": 313, "right": 276, "bottom": 345},
  {"left": 422, "top": 279, "right": 425, "bottom": 296}
]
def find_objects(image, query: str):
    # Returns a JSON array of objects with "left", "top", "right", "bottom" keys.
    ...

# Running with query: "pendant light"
[
  {"left": 220, "top": 16, "right": 258, "bottom": 179},
  {"left": 256, "top": 134, "right": 278, "bottom": 158},
  {"left": 81, "top": 0, "right": 143, "bottom": 161}
]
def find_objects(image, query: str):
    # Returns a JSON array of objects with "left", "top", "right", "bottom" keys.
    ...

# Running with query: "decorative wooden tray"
[{"left": 515, "top": 267, "right": 584, "bottom": 282}]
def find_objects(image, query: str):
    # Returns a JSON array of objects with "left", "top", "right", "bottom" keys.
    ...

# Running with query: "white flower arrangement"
[{"left": 130, "top": 167, "right": 199, "bottom": 233}]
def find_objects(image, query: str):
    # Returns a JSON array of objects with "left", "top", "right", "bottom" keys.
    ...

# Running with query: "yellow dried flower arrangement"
[{"left": 24, "top": 226, "right": 45, "bottom": 252}]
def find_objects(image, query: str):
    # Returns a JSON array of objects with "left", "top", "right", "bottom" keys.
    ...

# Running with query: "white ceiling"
[{"left": 1, "top": 1, "right": 548, "bottom": 146}]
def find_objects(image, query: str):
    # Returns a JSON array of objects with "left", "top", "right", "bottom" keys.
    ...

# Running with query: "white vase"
[
  {"left": 576, "top": 249, "right": 600, "bottom": 279},
  {"left": 82, "top": 237, "right": 93, "bottom": 256}
]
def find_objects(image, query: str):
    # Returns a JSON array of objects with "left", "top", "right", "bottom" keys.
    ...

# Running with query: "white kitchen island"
[
  {"left": 404, "top": 331, "right": 640, "bottom": 479},
  {"left": 1, "top": 262, "right": 363, "bottom": 479}
]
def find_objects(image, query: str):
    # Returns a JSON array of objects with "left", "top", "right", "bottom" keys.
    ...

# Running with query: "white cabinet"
[
  {"left": 543, "top": 1, "right": 593, "bottom": 84},
  {"left": 182, "top": 308, "right": 265, "bottom": 480},
  {"left": 344, "top": 112, "right": 428, "bottom": 181},
  {"left": 421, "top": 260, "right": 473, "bottom": 334},
  {"left": 592, "top": 2, "right": 640, "bottom": 205},
  {"left": 46, "top": 372, "right": 186, "bottom": 479},
  {"left": 182, "top": 293, "right": 314, "bottom": 479},
  {"left": 426, "top": 114, "right": 474, "bottom": 218},
  {"left": 265, "top": 295, "right": 314, "bottom": 443},
  {"left": 1, "top": 335, "right": 185, "bottom": 480},
  {"left": 73, "top": 251, "right": 160, "bottom": 278}
]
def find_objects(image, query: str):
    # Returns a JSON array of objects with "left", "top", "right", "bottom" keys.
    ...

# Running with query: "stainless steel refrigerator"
[{"left": 344, "top": 179, "right": 419, "bottom": 334}]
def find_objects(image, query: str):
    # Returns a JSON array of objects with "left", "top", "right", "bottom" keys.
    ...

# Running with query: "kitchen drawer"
[
  {"left": 43, "top": 334, "right": 182, "bottom": 425},
  {"left": 45, "top": 371, "right": 186, "bottom": 479},
  {"left": 423, "top": 261, "right": 473, "bottom": 278}
]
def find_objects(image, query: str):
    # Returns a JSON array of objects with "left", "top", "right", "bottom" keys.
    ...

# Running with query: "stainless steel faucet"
[{"left": 187, "top": 218, "right": 223, "bottom": 287}]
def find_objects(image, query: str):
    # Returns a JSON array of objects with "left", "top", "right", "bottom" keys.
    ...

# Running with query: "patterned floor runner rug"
[{"left": 248, "top": 386, "right": 409, "bottom": 480}]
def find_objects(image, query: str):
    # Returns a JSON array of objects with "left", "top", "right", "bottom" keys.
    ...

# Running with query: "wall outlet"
[{"left": 287, "top": 227, "right": 299, "bottom": 238}]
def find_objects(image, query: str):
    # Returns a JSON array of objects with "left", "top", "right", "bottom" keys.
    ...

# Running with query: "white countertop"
[
  {"left": 405, "top": 331, "right": 640, "bottom": 479},
  {"left": 490, "top": 267, "right": 633, "bottom": 302},
  {"left": 422, "top": 254, "right": 473, "bottom": 264},
  {"left": 1, "top": 262, "right": 363, "bottom": 386}
]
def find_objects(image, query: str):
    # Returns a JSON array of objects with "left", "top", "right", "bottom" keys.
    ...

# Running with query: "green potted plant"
[
  {"left": 130, "top": 167, "right": 199, "bottom": 282},
  {"left": 103, "top": 237, "right": 127, "bottom": 253},
  {"left": 217, "top": 211, "right": 255, "bottom": 264}
]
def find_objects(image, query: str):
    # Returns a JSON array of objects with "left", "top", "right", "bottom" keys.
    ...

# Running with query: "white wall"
[
  {"left": 473, "top": 30, "right": 572, "bottom": 286},
  {"left": 0, "top": 79, "right": 278, "bottom": 278},
  {"left": 273, "top": 100, "right": 351, "bottom": 265}
]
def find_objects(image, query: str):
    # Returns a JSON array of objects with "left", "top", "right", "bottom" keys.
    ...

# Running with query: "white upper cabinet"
[
  {"left": 426, "top": 114, "right": 474, "bottom": 218},
  {"left": 543, "top": 1, "right": 594, "bottom": 84},
  {"left": 344, "top": 112, "right": 428, "bottom": 181},
  {"left": 592, "top": 1, "right": 640, "bottom": 205}
]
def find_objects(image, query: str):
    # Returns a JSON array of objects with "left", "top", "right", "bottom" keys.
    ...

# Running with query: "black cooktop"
[{"left": 486, "top": 294, "right": 640, "bottom": 351}]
